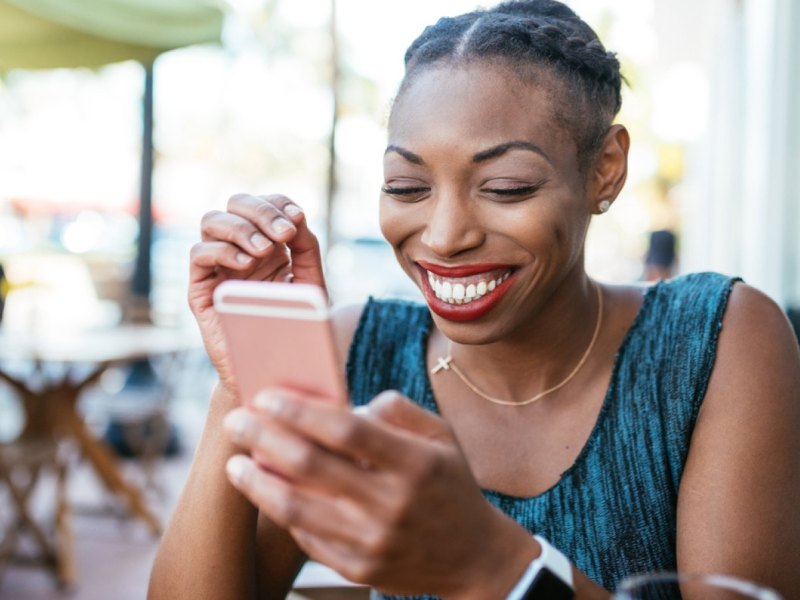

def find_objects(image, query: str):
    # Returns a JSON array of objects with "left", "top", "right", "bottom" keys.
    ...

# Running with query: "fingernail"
[
  {"left": 250, "top": 232, "right": 270, "bottom": 251},
  {"left": 236, "top": 252, "right": 253, "bottom": 264},
  {"left": 253, "top": 391, "right": 282, "bottom": 414},
  {"left": 353, "top": 405, "right": 371, "bottom": 416},
  {"left": 284, "top": 204, "right": 303, "bottom": 218},
  {"left": 271, "top": 218, "right": 293, "bottom": 234},
  {"left": 226, "top": 455, "right": 248, "bottom": 484}
]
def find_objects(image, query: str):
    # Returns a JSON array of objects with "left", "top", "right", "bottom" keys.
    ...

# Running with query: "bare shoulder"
[
  {"left": 330, "top": 302, "right": 367, "bottom": 366},
  {"left": 677, "top": 281, "right": 800, "bottom": 594},
  {"left": 699, "top": 281, "right": 800, "bottom": 445},
  {"left": 710, "top": 282, "right": 800, "bottom": 401}
]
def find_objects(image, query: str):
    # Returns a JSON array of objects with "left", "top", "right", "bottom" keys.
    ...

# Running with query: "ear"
[{"left": 586, "top": 124, "right": 629, "bottom": 214}]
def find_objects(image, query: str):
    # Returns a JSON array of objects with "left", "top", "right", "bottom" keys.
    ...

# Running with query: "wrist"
[
  {"left": 506, "top": 536, "right": 575, "bottom": 600},
  {"left": 447, "top": 511, "right": 540, "bottom": 600}
]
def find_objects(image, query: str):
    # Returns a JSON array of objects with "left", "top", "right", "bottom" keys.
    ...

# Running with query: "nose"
[{"left": 420, "top": 188, "right": 485, "bottom": 258}]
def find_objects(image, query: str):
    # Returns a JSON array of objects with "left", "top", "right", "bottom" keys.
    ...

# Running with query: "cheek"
[
  {"left": 379, "top": 199, "right": 421, "bottom": 248},
  {"left": 491, "top": 202, "right": 584, "bottom": 259}
]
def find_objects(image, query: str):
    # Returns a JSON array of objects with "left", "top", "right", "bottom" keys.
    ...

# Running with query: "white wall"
[{"left": 682, "top": 0, "right": 800, "bottom": 307}]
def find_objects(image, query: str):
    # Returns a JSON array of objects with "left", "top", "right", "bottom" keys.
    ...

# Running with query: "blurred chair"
[{"left": 0, "top": 431, "right": 74, "bottom": 588}]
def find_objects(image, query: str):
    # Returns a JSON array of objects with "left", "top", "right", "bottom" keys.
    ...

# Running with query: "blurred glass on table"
[{"left": 614, "top": 572, "right": 783, "bottom": 600}]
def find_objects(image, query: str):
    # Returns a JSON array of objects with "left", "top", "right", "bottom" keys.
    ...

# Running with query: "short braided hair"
[{"left": 396, "top": 0, "right": 623, "bottom": 170}]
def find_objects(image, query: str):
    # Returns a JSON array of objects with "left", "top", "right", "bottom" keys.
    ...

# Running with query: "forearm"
[
  {"left": 148, "top": 384, "right": 259, "bottom": 600},
  {"left": 450, "top": 512, "right": 609, "bottom": 600}
]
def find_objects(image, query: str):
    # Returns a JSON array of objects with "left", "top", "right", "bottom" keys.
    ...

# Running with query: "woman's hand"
[
  {"left": 221, "top": 389, "right": 539, "bottom": 598},
  {"left": 188, "top": 194, "right": 325, "bottom": 396}
]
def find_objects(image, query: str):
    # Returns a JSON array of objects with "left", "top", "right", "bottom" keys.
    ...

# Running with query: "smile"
[
  {"left": 416, "top": 261, "right": 517, "bottom": 322},
  {"left": 426, "top": 270, "right": 511, "bottom": 304}
]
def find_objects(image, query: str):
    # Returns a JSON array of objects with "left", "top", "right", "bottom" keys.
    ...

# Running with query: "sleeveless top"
[{"left": 345, "top": 272, "right": 739, "bottom": 598}]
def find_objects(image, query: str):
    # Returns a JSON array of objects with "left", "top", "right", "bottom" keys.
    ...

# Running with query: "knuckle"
[
  {"left": 228, "top": 220, "right": 254, "bottom": 243},
  {"left": 271, "top": 486, "right": 301, "bottom": 525},
  {"left": 189, "top": 242, "right": 204, "bottom": 260},
  {"left": 343, "top": 558, "right": 378, "bottom": 584},
  {"left": 200, "top": 209, "right": 223, "bottom": 226},
  {"left": 253, "top": 201, "right": 279, "bottom": 222},
  {"left": 361, "top": 526, "right": 392, "bottom": 557},
  {"left": 259, "top": 193, "right": 291, "bottom": 206},
  {"left": 287, "top": 444, "right": 317, "bottom": 476},
  {"left": 227, "top": 193, "right": 251, "bottom": 209},
  {"left": 330, "top": 418, "right": 359, "bottom": 446}
]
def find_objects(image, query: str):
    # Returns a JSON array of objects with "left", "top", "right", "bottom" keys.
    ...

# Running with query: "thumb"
[
  {"left": 364, "top": 390, "right": 453, "bottom": 443},
  {"left": 285, "top": 212, "right": 326, "bottom": 290}
]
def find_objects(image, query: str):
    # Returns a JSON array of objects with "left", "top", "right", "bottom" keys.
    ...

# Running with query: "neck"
[{"left": 440, "top": 270, "right": 602, "bottom": 403}]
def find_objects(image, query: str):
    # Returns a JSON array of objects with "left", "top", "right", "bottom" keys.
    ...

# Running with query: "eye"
[
  {"left": 381, "top": 185, "right": 430, "bottom": 202},
  {"left": 480, "top": 180, "right": 547, "bottom": 201}
]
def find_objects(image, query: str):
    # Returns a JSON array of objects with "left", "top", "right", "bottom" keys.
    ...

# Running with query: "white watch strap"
[{"left": 505, "top": 536, "right": 574, "bottom": 600}]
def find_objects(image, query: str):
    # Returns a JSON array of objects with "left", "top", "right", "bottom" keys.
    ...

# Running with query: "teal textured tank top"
[{"left": 345, "top": 272, "right": 738, "bottom": 598}]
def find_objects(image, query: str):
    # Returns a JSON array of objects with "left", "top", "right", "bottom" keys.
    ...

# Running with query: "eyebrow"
[
  {"left": 473, "top": 141, "right": 551, "bottom": 163},
  {"left": 384, "top": 145, "right": 424, "bottom": 164},
  {"left": 384, "top": 140, "right": 551, "bottom": 166}
]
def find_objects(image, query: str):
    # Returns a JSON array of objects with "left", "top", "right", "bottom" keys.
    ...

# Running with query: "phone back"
[{"left": 214, "top": 281, "right": 347, "bottom": 406}]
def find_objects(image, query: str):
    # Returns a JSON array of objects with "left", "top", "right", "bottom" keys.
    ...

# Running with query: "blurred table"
[
  {"left": 292, "top": 561, "right": 370, "bottom": 599},
  {"left": 0, "top": 324, "right": 202, "bottom": 535}
]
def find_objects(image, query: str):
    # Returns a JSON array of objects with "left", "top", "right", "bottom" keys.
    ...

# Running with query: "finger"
[
  {"left": 365, "top": 391, "right": 454, "bottom": 443},
  {"left": 225, "top": 454, "right": 366, "bottom": 546},
  {"left": 200, "top": 210, "right": 275, "bottom": 256},
  {"left": 289, "top": 528, "right": 375, "bottom": 586},
  {"left": 189, "top": 240, "right": 255, "bottom": 283},
  {"left": 223, "top": 408, "right": 376, "bottom": 499},
  {"left": 276, "top": 209, "right": 325, "bottom": 290},
  {"left": 244, "top": 243, "right": 291, "bottom": 281},
  {"left": 227, "top": 193, "right": 299, "bottom": 243},
  {"left": 238, "top": 194, "right": 325, "bottom": 289},
  {"left": 252, "top": 388, "right": 418, "bottom": 468}
]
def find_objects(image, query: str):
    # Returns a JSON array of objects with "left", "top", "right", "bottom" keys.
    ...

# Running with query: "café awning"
[{"left": 0, "top": 0, "right": 223, "bottom": 70}]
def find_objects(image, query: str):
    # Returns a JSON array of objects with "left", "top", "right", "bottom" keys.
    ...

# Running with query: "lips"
[{"left": 416, "top": 261, "right": 517, "bottom": 321}]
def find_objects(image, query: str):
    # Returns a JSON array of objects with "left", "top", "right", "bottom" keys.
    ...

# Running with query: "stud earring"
[{"left": 598, "top": 200, "right": 611, "bottom": 213}]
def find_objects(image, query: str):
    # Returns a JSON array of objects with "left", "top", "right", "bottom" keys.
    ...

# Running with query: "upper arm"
[{"left": 677, "top": 282, "right": 800, "bottom": 597}]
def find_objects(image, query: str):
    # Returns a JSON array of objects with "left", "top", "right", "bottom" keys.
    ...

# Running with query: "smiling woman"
[{"left": 149, "top": 1, "right": 800, "bottom": 599}]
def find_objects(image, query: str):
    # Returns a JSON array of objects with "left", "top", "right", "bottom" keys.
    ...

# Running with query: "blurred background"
[{"left": 0, "top": 0, "right": 798, "bottom": 598}]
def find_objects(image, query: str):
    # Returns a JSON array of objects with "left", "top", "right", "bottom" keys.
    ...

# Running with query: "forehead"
[{"left": 388, "top": 63, "right": 577, "bottom": 166}]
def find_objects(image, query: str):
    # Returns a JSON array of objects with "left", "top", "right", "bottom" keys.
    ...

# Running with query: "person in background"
[
  {"left": 0, "top": 263, "right": 7, "bottom": 323},
  {"left": 149, "top": 1, "right": 800, "bottom": 598},
  {"left": 643, "top": 229, "right": 677, "bottom": 281}
]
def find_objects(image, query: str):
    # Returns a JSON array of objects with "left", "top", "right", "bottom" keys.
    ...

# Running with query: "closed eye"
[
  {"left": 381, "top": 186, "right": 430, "bottom": 195},
  {"left": 482, "top": 183, "right": 544, "bottom": 197}
]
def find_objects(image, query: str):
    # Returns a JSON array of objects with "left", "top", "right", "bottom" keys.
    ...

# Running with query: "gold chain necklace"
[{"left": 430, "top": 282, "right": 603, "bottom": 407}]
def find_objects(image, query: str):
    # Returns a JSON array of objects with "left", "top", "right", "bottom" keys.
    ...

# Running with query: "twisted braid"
[{"left": 397, "top": 0, "right": 623, "bottom": 169}]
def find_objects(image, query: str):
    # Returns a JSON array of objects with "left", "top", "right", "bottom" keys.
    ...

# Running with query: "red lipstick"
[
  {"left": 416, "top": 263, "right": 517, "bottom": 322},
  {"left": 417, "top": 260, "right": 513, "bottom": 278}
]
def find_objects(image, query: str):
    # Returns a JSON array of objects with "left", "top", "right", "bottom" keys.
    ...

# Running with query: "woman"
[{"left": 149, "top": 1, "right": 800, "bottom": 598}]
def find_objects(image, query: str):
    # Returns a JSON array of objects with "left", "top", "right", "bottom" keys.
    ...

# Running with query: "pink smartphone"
[{"left": 213, "top": 280, "right": 347, "bottom": 407}]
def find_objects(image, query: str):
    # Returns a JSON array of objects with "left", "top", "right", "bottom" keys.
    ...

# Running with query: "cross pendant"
[{"left": 431, "top": 355, "right": 452, "bottom": 374}]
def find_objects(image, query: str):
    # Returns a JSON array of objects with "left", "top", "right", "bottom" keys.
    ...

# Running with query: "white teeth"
[
  {"left": 441, "top": 281, "right": 452, "bottom": 300},
  {"left": 426, "top": 269, "right": 512, "bottom": 303}
]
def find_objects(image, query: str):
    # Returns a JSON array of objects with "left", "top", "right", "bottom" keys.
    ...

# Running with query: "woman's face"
[{"left": 380, "top": 63, "right": 593, "bottom": 343}]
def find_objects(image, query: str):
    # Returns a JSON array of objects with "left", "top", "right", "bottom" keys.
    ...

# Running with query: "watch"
[{"left": 506, "top": 535, "right": 575, "bottom": 600}]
